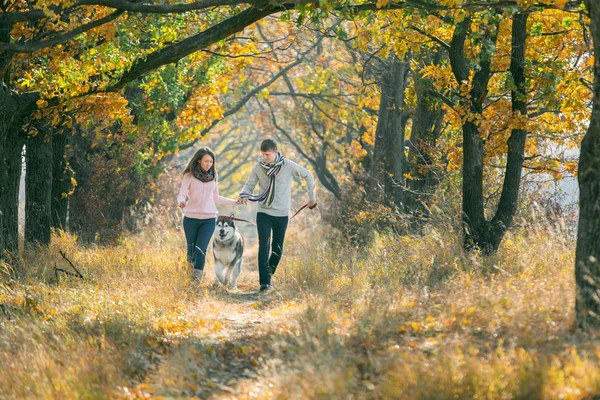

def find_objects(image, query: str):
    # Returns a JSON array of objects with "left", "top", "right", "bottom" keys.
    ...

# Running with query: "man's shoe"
[{"left": 259, "top": 284, "right": 272, "bottom": 292}]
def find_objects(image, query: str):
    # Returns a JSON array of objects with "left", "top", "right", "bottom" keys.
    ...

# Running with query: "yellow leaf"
[
  {"left": 258, "top": 89, "right": 270, "bottom": 99},
  {"left": 376, "top": 0, "right": 389, "bottom": 8},
  {"left": 554, "top": 0, "right": 568, "bottom": 9}
]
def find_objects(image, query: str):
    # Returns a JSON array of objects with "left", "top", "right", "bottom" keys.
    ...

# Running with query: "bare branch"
[
  {"left": 59, "top": 250, "right": 84, "bottom": 278},
  {"left": 175, "top": 35, "right": 323, "bottom": 152}
]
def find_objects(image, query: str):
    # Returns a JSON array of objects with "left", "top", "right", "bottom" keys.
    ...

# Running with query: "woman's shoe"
[{"left": 192, "top": 269, "right": 204, "bottom": 283}]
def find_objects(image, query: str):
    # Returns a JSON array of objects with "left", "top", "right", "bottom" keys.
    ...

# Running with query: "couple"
[{"left": 177, "top": 139, "right": 317, "bottom": 292}]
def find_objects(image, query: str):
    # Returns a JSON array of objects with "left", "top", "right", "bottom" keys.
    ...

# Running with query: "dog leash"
[
  {"left": 218, "top": 215, "right": 256, "bottom": 226},
  {"left": 221, "top": 202, "right": 316, "bottom": 225},
  {"left": 290, "top": 202, "right": 317, "bottom": 220}
]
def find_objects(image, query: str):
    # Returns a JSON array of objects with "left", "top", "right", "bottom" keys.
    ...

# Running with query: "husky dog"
[{"left": 212, "top": 217, "right": 244, "bottom": 289}]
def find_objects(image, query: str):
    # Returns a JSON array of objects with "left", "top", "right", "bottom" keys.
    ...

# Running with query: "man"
[{"left": 239, "top": 139, "right": 317, "bottom": 292}]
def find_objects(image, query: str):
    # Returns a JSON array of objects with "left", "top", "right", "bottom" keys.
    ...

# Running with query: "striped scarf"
[
  {"left": 193, "top": 166, "right": 215, "bottom": 182},
  {"left": 240, "top": 152, "right": 285, "bottom": 206}
]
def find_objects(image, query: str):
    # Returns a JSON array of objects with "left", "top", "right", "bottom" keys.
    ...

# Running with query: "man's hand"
[
  {"left": 178, "top": 202, "right": 186, "bottom": 209},
  {"left": 237, "top": 197, "right": 247, "bottom": 205},
  {"left": 307, "top": 200, "right": 317, "bottom": 209}
]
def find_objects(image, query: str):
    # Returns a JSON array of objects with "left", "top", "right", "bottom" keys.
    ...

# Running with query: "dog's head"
[{"left": 215, "top": 217, "right": 237, "bottom": 241}]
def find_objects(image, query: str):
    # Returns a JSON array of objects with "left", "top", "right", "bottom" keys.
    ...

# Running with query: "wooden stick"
[
  {"left": 55, "top": 268, "right": 84, "bottom": 278},
  {"left": 58, "top": 251, "right": 84, "bottom": 278}
]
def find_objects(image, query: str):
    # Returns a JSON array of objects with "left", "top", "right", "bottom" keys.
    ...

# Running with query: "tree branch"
[
  {"left": 175, "top": 35, "right": 323, "bottom": 152},
  {"left": 0, "top": 10, "right": 125, "bottom": 52},
  {"left": 410, "top": 25, "right": 450, "bottom": 50},
  {"left": 425, "top": 89, "right": 457, "bottom": 110},
  {"left": 105, "top": 4, "right": 284, "bottom": 91},
  {"left": 0, "top": 10, "right": 46, "bottom": 25},
  {"left": 0, "top": 0, "right": 584, "bottom": 28},
  {"left": 59, "top": 250, "right": 84, "bottom": 278},
  {"left": 76, "top": 0, "right": 263, "bottom": 13},
  {"left": 449, "top": 17, "right": 471, "bottom": 85}
]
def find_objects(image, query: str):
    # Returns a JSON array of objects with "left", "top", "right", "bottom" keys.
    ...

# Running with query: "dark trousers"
[
  {"left": 256, "top": 212, "right": 289, "bottom": 286},
  {"left": 183, "top": 216, "right": 216, "bottom": 271}
]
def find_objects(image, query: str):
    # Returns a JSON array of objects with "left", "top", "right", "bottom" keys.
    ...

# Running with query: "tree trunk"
[
  {"left": 314, "top": 167, "right": 341, "bottom": 200},
  {"left": 487, "top": 12, "right": 529, "bottom": 251},
  {"left": 575, "top": 0, "right": 600, "bottom": 330},
  {"left": 51, "top": 129, "right": 70, "bottom": 231},
  {"left": 67, "top": 133, "right": 96, "bottom": 243},
  {"left": 25, "top": 126, "right": 53, "bottom": 245},
  {"left": 0, "top": 85, "right": 36, "bottom": 258},
  {"left": 372, "top": 53, "right": 411, "bottom": 211},
  {"left": 461, "top": 120, "right": 487, "bottom": 249},
  {"left": 0, "top": 84, "right": 16, "bottom": 257},
  {"left": 0, "top": 118, "right": 24, "bottom": 257},
  {"left": 405, "top": 53, "right": 445, "bottom": 227},
  {"left": 449, "top": 14, "right": 530, "bottom": 254},
  {"left": 308, "top": 141, "right": 341, "bottom": 199}
]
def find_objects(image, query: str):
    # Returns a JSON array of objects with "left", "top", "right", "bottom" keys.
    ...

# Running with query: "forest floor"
[{"left": 1, "top": 221, "right": 600, "bottom": 399}]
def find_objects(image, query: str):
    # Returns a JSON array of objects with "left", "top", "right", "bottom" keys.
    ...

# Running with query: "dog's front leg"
[
  {"left": 214, "top": 259, "right": 225, "bottom": 286},
  {"left": 222, "top": 266, "right": 234, "bottom": 288},
  {"left": 229, "top": 259, "right": 242, "bottom": 289}
]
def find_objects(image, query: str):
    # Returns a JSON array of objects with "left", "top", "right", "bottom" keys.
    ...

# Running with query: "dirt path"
[{"left": 123, "top": 278, "right": 304, "bottom": 399}]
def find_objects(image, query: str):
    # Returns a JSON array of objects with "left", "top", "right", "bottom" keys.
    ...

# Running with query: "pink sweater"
[{"left": 177, "top": 173, "right": 237, "bottom": 219}]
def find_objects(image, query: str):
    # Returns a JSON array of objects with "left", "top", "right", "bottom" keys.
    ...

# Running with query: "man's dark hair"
[{"left": 260, "top": 139, "right": 277, "bottom": 152}]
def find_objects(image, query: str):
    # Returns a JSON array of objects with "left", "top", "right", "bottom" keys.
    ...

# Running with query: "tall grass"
[
  {"left": 257, "top": 221, "right": 596, "bottom": 399},
  {"left": 0, "top": 227, "right": 224, "bottom": 398},
  {"left": 1, "top": 218, "right": 598, "bottom": 399}
]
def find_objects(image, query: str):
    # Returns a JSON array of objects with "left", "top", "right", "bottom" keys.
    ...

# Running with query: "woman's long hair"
[{"left": 182, "top": 147, "right": 217, "bottom": 177}]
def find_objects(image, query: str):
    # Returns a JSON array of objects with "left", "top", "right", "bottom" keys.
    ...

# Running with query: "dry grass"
[{"left": 1, "top": 219, "right": 598, "bottom": 399}]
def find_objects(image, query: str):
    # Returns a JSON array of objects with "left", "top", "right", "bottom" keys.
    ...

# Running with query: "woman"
[{"left": 177, "top": 147, "right": 242, "bottom": 282}]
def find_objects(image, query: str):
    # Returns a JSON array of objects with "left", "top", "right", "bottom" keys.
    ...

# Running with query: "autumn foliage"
[{"left": 2, "top": 0, "right": 600, "bottom": 397}]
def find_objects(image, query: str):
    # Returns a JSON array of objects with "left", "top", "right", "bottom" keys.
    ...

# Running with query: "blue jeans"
[
  {"left": 257, "top": 212, "right": 289, "bottom": 286},
  {"left": 183, "top": 217, "right": 216, "bottom": 271}
]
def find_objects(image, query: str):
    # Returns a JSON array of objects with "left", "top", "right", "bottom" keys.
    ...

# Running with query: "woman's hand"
[
  {"left": 178, "top": 202, "right": 186, "bottom": 208},
  {"left": 236, "top": 197, "right": 247, "bottom": 205}
]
